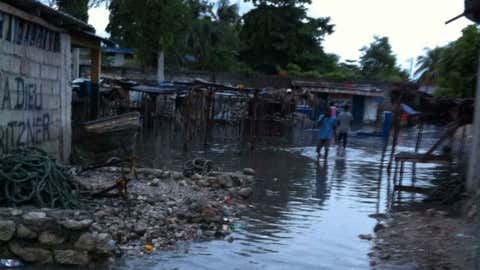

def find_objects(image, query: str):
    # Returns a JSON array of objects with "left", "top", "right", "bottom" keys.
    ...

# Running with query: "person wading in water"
[{"left": 316, "top": 110, "right": 336, "bottom": 163}]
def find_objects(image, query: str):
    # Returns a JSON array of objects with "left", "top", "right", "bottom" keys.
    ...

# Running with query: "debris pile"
[
  {"left": 367, "top": 210, "right": 475, "bottom": 269},
  {"left": 73, "top": 166, "right": 256, "bottom": 256}
]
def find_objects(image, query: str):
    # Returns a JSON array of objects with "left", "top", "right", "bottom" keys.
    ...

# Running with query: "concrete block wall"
[{"left": 0, "top": 13, "right": 71, "bottom": 162}]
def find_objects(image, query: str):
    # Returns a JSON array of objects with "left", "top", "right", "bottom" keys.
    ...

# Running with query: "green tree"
[
  {"left": 56, "top": 0, "right": 89, "bottom": 22},
  {"left": 174, "top": 0, "right": 240, "bottom": 71},
  {"left": 415, "top": 47, "right": 445, "bottom": 86},
  {"left": 359, "top": 36, "right": 408, "bottom": 82},
  {"left": 435, "top": 25, "right": 480, "bottom": 97},
  {"left": 240, "top": 1, "right": 334, "bottom": 74},
  {"left": 107, "top": 0, "right": 190, "bottom": 80},
  {"left": 247, "top": 0, "right": 311, "bottom": 7},
  {"left": 323, "top": 59, "right": 363, "bottom": 81}
]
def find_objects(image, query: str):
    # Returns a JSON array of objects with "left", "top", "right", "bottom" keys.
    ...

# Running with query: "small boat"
[{"left": 72, "top": 112, "right": 141, "bottom": 164}]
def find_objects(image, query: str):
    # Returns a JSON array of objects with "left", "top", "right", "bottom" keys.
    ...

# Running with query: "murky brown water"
[
  {"left": 106, "top": 125, "right": 443, "bottom": 270},
  {"left": 30, "top": 125, "right": 445, "bottom": 270}
]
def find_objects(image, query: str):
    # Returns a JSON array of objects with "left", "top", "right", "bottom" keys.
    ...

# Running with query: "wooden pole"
[
  {"left": 249, "top": 89, "right": 259, "bottom": 151},
  {"left": 90, "top": 48, "right": 101, "bottom": 120},
  {"left": 387, "top": 95, "right": 402, "bottom": 171}
]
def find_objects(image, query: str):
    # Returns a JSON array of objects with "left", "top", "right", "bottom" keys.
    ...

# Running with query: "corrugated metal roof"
[{"left": 2, "top": 0, "right": 95, "bottom": 33}]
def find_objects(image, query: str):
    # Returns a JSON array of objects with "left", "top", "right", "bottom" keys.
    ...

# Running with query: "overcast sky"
[{"left": 88, "top": 0, "right": 472, "bottom": 73}]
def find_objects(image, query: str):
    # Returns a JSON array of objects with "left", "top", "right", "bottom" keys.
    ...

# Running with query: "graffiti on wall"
[{"left": 0, "top": 73, "right": 53, "bottom": 151}]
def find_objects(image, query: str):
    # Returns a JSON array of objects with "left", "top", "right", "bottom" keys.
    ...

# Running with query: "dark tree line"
[{"left": 52, "top": 0, "right": 410, "bottom": 83}]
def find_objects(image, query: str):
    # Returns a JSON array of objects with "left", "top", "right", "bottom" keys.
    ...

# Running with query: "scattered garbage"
[
  {"left": 144, "top": 244, "right": 154, "bottom": 252},
  {"left": 0, "top": 259, "right": 23, "bottom": 268},
  {"left": 183, "top": 158, "right": 215, "bottom": 177}
]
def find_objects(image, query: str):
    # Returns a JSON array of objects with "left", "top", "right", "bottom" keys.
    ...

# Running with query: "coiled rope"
[
  {"left": 183, "top": 158, "right": 215, "bottom": 177},
  {"left": 0, "top": 147, "right": 79, "bottom": 208}
]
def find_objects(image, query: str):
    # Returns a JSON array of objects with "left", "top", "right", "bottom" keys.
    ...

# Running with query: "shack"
[
  {"left": 292, "top": 80, "right": 385, "bottom": 123},
  {"left": 0, "top": 0, "right": 103, "bottom": 161}
]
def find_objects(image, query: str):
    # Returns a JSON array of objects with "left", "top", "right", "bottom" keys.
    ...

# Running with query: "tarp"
[{"left": 401, "top": 103, "right": 420, "bottom": 115}]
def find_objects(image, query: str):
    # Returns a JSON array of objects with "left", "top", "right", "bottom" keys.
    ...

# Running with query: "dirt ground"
[{"left": 368, "top": 204, "right": 477, "bottom": 270}]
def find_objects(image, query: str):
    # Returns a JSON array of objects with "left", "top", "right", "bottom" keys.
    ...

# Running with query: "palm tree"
[
  {"left": 415, "top": 47, "right": 445, "bottom": 86},
  {"left": 215, "top": 0, "right": 240, "bottom": 24}
]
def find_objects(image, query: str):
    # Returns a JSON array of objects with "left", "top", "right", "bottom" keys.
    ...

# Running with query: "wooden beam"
[
  {"left": 70, "top": 31, "right": 101, "bottom": 50},
  {"left": 90, "top": 48, "right": 101, "bottom": 83}
]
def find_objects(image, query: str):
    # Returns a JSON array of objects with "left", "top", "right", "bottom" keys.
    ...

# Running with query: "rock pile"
[
  {"left": 0, "top": 166, "right": 256, "bottom": 265},
  {"left": 76, "top": 167, "right": 256, "bottom": 257},
  {"left": 0, "top": 208, "right": 114, "bottom": 266}
]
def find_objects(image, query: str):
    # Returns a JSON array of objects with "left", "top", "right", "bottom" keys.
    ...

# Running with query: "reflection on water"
[{"left": 44, "top": 126, "right": 446, "bottom": 270}]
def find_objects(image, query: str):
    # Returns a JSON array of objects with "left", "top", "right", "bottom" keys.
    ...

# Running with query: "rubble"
[
  {"left": 0, "top": 166, "right": 256, "bottom": 266},
  {"left": 369, "top": 209, "right": 475, "bottom": 269}
]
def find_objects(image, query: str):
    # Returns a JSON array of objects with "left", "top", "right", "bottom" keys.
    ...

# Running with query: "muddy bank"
[
  {"left": 367, "top": 206, "right": 476, "bottom": 270},
  {"left": 0, "top": 166, "right": 255, "bottom": 266}
]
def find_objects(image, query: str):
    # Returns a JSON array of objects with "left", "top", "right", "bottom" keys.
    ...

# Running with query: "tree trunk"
[{"left": 157, "top": 49, "right": 165, "bottom": 83}]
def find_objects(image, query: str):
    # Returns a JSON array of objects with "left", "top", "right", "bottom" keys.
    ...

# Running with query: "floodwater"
[
  {"left": 104, "top": 124, "right": 445, "bottom": 270},
  {"left": 27, "top": 124, "right": 445, "bottom": 270}
]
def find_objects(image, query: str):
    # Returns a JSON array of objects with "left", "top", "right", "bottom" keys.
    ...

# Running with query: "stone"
[
  {"left": 425, "top": 208, "right": 436, "bottom": 216},
  {"left": 96, "top": 233, "right": 116, "bottom": 254},
  {"left": 16, "top": 224, "right": 37, "bottom": 239},
  {"left": 10, "top": 209, "right": 23, "bottom": 216},
  {"left": 198, "top": 179, "right": 210, "bottom": 187},
  {"left": 243, "top": 168, "right": 256, "bottom": 176},
  {"left": 200, "top": 207, "right": 221, "bottom": 223},
  {"left": 172, "top": 172, "right": 183, "bottom": 180},
  {"left": 58, "top": 219, "right": 93, "bottom": 230},
  {"left": 134, "top": 223, "right": 148, "bottom": 235},
  {"left": 238, "top": 187, "right": 253, "bottom": 198},
  {"left": 74, "top": 233, "right": 96, "bottom": 251},
  {"left": 150, "top": 178, "right": 160, "bottom": 186},
  {"left": 9, "top": 242, "right": 52, "bottom": 263},
  {"left": 54, "top": 250, "right": 90, "bottom": 265},
  {"left": 217, "top": 175, "right": 234, "bottom": 188},
  {"left": 359, "top": 234, "right": 373, "bottom": 241},
  {"left": 22, "top": 211, "right": 47, "bottom": 222},
  {"left": 373, "top": 223, "right": 386, "bottom": 233},
  {"left": 368, "top": 213, "right": 387, "bottom": 220},
  {"left": 39, "top": 231, "right": 65, "bottom": 245},
  {"left": 22, "top": 211, "right": 54, "bottom": 230},
  {"left": 191, "top": 174, "right": 202, "bottom": 181},
  {"left": 0, "top": 220, "right": 16, "bottom": 241}
]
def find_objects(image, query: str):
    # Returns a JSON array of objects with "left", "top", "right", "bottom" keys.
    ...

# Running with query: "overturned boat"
[{"left": 72, "top": 112, "right": 141, "bottom": 164}]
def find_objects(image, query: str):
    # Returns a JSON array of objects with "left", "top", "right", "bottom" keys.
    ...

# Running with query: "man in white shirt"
[{"left": 336, "top": 104, "right": 353, "bottom": 149}]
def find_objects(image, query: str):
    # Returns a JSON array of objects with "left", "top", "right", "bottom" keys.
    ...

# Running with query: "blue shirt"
[{"left": 317, "top": 115, "right": 336, "bottom": 140}]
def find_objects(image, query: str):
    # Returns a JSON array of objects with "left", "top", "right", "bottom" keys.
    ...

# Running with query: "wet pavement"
[{"left": 102, "top": 125, "right": 444, "bottom": 270}]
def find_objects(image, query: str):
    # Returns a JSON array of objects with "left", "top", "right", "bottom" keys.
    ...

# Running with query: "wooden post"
[
  {"left": 415, "top": 122, "right": 424, "bottom": 153},
  {"left": 204, "top": 88, "right": 214, "bottom": 146},
  {"left": 249, "top": 89, "right": 259, "bottom": 151},
  {"left": 90, "top": 48, "right": 101, "bottom": 120},
  {"left": 387, "top": 95, "right": 402, "bottom": 171}
]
